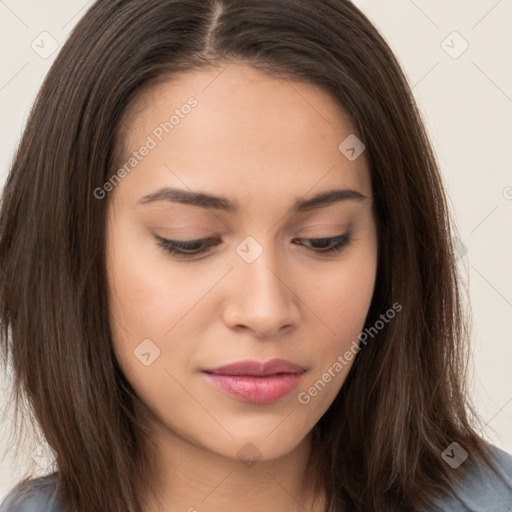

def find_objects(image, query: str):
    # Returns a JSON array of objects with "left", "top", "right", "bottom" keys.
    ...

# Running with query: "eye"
[
  {"left": 155, "top": 235, "right": 220, "bottom": 258},
  {"left": 293, "top": 234, "right": 352, "bottom": 255},
  {"left": 154, "top": 233, "right": 352, "bottom": 259}
]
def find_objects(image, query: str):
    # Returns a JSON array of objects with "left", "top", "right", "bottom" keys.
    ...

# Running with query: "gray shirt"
[{"left": 1, "top": 443, "right": 511, "bottom": 511}]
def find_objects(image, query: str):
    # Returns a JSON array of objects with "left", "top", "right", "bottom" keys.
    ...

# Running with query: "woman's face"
[{"left": 106, "top": 62, "right": 378, "bottom": 463}]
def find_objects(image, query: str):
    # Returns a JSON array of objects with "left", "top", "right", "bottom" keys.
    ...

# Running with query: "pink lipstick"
[{"left": 202, "top": 359, "right": 305, "bottom": 404}]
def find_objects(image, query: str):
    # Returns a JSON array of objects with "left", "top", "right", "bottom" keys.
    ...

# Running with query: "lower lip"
[{"left": 203, "top": 372, "right": 304, "bottom": 404}]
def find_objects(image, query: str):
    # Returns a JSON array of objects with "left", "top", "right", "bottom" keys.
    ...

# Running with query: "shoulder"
[
  {"left": 0, "top": 473, "right": 66, "bottom": 512},
  {"left": 424, "top": 442, "right": 512, "bottom": 511}
]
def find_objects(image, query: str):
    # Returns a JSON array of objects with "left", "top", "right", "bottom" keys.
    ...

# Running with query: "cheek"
[
  {"left": 297, "top": 233, "right": 377, "bottom": 404},
  {"left": 106, "top": 220, "right": 190, "bottom": 376},
  {"left": 108, "top": 249, "right": 177, "bottom": 341},
  {"left": 106, "top": 214, "right": 210, "bottom": 338},
  {"left": 312, "top": 233, "right": 377, "bottom": 341},
  {"left": 106, "top": 217, "right": 229, "bottom": 391}
]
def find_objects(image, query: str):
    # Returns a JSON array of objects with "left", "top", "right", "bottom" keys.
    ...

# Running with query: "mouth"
[{"left": 202, "top": 359, "right": 306, "bottom": 404}]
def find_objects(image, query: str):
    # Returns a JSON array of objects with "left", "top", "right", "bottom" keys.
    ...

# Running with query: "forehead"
[{"left": 114, "top": 62, "right": 372, "bottom": 203}]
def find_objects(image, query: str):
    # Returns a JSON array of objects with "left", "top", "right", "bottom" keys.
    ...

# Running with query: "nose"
[{"left": 222, "top": 241, "right": 301, "bottom": 338}]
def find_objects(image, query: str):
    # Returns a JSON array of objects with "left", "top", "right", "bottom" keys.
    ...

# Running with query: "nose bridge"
[{"left": 224, "top": 234, "right": 299, "bottom": 336}]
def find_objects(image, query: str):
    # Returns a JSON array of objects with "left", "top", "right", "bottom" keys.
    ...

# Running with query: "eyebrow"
[{"left": 138, "top": 187, "right": 368, "bottom": 213}]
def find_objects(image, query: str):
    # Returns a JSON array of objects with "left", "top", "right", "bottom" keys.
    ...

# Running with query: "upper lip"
[{"left": 203, "top": 358, "right": 305, "bottom": 376}]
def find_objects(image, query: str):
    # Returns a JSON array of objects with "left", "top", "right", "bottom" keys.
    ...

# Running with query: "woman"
[{"left": 0, "top": 1, "right": 511, "bottom": 511}]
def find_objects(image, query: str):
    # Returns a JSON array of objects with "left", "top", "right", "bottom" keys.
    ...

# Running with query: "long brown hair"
[{"left": 0, "top": 1, "right": 498, "bottom": 510}]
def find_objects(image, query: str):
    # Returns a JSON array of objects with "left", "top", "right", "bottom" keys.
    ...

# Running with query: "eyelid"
[
  {"left": 154, "top": 232, "right": 352, "bottom": 259},
  {"left": 155, "top": 234, "right": 219, "bottom": 251}
]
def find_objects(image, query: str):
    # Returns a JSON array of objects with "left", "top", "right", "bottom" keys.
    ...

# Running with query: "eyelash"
[{"left": 155, "top": 234, "right": 352, "bottom": 258}]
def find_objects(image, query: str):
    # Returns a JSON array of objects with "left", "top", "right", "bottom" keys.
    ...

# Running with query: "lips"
[
  {"left": 202, "top": 359, "right": 306, "bottom": 404},
  {"left": 203, "top": 358, "right": 305, "bottom": 377}
]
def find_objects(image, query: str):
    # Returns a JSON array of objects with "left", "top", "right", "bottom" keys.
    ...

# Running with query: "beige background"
[{"left": 1, "top": 0, "right": 511, "bottom": 501}]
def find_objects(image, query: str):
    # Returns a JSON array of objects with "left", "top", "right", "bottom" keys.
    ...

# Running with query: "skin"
[{"left": 106, "top": 61, "right": 378, "bottom": 512}]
